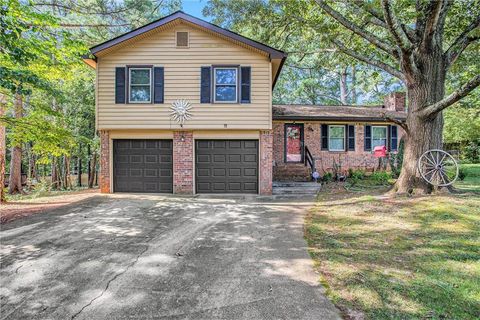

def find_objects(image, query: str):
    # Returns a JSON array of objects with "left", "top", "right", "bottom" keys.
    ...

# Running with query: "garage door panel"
[
  {"left": 195, "top": 140, "right": 258, "bottom": 194},
  {"left": 113, "top": 139, "right": 173, "bottom": 193},
  {"left": 213, "top": 154, "right": 226, "bottom": 163},
  {"left": 243, "top": 168, "right": 257, "bottom": 176},
  {"left": 243, "top": 182, "right": 257, "bottom": 191}
]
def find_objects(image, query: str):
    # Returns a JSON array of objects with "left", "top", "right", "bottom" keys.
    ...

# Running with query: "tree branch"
[
  {"left": 353, "top": 0, "right": 387, "bottom": 27},
  {"left": 314, "top": 0, "right": 397, "bottom": 57},
  {"left": 445, "top": 14, "right": 480, "bottom": 66},
  {"left": 383, "top": 114, "right": 408, "bottom": 132},
  {"left": 420, "top": 0, "right": 445, "bottom": 47},
  {"left": 333, "top": 40, "right": 403, "bottom": 80},
  {"left": 380, "top": 0, "right": 413, "bottom": 52},
  {"left": 419, "top": 74, "right": 480, "bottom": 118}
]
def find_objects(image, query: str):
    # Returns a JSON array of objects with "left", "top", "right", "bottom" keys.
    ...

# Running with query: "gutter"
[{"left": 273, "top": 115, "right": 407, "bottom": 122}]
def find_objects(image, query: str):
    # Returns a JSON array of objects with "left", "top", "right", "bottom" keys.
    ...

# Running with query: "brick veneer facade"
[
  {"left": 273, "top": 121, "right": 405, "bottom": 181},
  {"left": 259, "top": 130, "right": 273, "bottom": 195},
  {"left": 99, "top": 130, "right": 110, "bottom": 193},
  {"left": 173, "top": 131, "right": 194, "bottom": 194}
]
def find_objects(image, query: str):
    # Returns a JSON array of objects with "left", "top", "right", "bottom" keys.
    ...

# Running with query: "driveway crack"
[{"left": 70, "top": 214, "right": 161, "bottom": 320}]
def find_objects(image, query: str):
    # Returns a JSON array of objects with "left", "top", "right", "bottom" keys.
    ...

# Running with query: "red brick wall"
[
  {"left": 259, "top": 130, "right": 273, "bottom": 195},
  {"left": 99, "top": 130, "right": 110, "bottom": 193},
  {"left": 273, "top": 121, "right": 405, "bottom": 180},
  {"left": 384, "top": 92, "right": 406, "bottom": 112},
  {"left": 173, "top": 131, "right": 194, "bottom": 194}
]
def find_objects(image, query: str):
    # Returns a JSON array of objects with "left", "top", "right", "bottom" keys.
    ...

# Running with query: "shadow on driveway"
[{"left": 0, "top": 194, "right": 341, "bottom": 319}]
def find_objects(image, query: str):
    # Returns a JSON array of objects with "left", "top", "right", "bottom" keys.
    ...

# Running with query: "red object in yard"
[{"left": 374, "top": 145, "right": 387, "bottom": 158}]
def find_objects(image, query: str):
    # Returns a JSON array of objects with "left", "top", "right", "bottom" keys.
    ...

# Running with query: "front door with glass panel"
[{"left": 285, "top": 124, "right": 304, "bottom": 163}]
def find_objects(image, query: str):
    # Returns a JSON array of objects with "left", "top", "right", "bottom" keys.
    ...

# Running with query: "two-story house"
[{"left": 84, "top": 11, "right": 405, "bottom": 195}]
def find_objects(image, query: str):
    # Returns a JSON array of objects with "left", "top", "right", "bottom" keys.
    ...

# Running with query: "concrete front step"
[{"left": 272, "top": 181, "right": 321, "bottom": 195}]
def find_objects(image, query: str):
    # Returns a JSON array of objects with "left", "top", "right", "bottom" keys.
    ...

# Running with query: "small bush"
[
  {"left": 322, "top": 172, "right": 333, "bottom": 182},
  {"left": 31, "top": 179, "right": 52, "bottom": 198},
  {"left": 458, "top": 168, "right": 467, "bottom": 181},
  {"left": 348, "top": 169, "right": 366, "bottom": 186},
  {"left": 371, "top": 171, "right": 392, "bottom": 185}
]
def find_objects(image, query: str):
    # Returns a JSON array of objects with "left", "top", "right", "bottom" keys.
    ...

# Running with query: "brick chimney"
[{"left": 384, "top": 92, "right": 406, "bottom": 112}]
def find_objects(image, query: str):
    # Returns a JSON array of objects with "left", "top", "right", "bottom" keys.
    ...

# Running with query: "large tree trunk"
[
  {"left": 27, "top": 142, "right": 37, "bottom": 190},
  {"left": 0, "top": 94, "right": 6, "bottom": 203},
  {"left": 339, "top": 67, "right": 348, "bottom": 104},
  {"left": 77, "top": 144, "right": 82, "bottom": 187},
  {"left": 51, "top": 157, "right": 59, "bottom": 190},
  {"left": 8, "top": 94, "right": 23, "bottom": 195},
  {"left": 88, "top": 151, "right": 96, "bottom": 188},
  {"left": 394, "top": 51, "right": 446, "bottom": 194},
  {"left": 350, "top": 65, "right": 357, "bottom": 104}
]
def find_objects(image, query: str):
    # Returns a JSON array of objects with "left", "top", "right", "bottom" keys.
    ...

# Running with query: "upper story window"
[
  {"left": 129, "top": 68, "right": 151, "bottom": 103},
  {"left": 372, "top": 126, "right": 387, "bottom": 148},
  {"left": 328, "top": 125, "right": 345, "bottom": 151},
  {"left": 176, "top": 31, "right": 189, "bottom": 47},
  {"left": 214, "top": 67, "right": 238, "bottom": 103}
]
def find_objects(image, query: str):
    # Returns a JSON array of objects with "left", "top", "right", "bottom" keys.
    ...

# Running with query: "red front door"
[{"left": 285, "top": 124, "right": 304, "bottom": 163}]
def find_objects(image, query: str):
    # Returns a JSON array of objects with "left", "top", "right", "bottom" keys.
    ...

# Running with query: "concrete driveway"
[{"left": 0, "top": 194, "right": 341, "bottom": 320}]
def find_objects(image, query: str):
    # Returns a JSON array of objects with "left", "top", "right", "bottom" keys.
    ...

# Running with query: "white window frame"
[
  {"left": 213, "top": 67, "right": 238, "bottom": 103},
  {"left": 328, "top": 125, "right": 346, "bottom": 151},
  {"left": 128, "top": 67, "right": 152, "bottom": 103},
  {"left": 372, "top": 125, "right": 388, "bottom": 148}
]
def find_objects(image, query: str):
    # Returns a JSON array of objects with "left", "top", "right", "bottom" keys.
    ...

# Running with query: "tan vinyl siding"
[{"left": 97, "top": 22, "right": 272, "bottom": 130}]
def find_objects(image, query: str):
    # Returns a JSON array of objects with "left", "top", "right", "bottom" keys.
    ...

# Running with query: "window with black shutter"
[
  {"left": 390, "top": 125, "right": 398, "bottom": 151},
  {"left": 153, "top": 67, "right": 164, "bottom": 104},
  {"left": 321, "top": 124, "right": 328, "bottom": 150},
  {"left": 115, "top": 67, "right": 126, "bottom": 104},
  {"left": 200, "top": 67, "right": 211, "bottom": 103},
  {"left": 240, "top": 66, "right": 251, "bottom": 103},
  {"left": 364, "top": 125, "right": 372, "bottom": 151},
  {"left": 348, "top": 125, "right": 355, "bottom": 151}
]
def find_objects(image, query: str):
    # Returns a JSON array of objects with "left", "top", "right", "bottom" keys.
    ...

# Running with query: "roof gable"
[{"left": 89, "top": 11, "right": 286, "bottom": 59}]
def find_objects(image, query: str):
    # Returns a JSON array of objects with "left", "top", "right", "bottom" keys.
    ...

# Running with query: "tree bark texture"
[
  {"left": 8, "top": 94, "right": 23, "bottom": 195},
  {"left": 395, "top": 50, "right": 446, "bottom": 193},
  {"left": 340, "top": 67, "right": 348, "bottom": 104},
  {"left": 51, "top": 157, "right": 59, "bottom": 190},
  {"left": 77, "top": 146, "right": 82, "bottom": 187},
  {"left": 88, "top": 151, "right": 96, "bottom": 188},
  {"left": 0, "top": 94, "right": 6, "bottom": 202}
]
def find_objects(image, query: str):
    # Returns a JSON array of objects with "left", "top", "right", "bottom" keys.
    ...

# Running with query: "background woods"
[
  {"left": 1, "top": 0, "right": 479, "bottom": 201},
  {"left": 0, "top": 0, "right": 181, "bottom": 200}
]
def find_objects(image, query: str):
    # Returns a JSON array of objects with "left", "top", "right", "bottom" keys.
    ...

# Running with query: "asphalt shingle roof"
[{"left": 272, "top": 104, "right": 407, "bottom": 121}]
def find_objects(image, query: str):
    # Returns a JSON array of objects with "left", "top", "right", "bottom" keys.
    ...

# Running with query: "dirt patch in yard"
[{"left": 0, "top": 189, "right": 99, "bottom": 224}]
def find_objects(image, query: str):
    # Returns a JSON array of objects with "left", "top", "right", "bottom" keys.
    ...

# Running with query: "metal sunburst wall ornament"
[{"left": 170, "top": 99, "right": 193, "bottom": 126}]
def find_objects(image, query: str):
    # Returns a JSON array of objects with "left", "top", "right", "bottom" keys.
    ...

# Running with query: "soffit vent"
[{"left": 176, "top": 31, "right": 189, "bottom": 47}]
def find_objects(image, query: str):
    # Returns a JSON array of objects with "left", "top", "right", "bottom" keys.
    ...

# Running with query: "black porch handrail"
[{"left": 304, "top": 145, "right": 315, "bottom": 173}]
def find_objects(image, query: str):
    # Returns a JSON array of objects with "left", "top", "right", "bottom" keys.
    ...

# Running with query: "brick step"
[{"left": 273, "top": 164, "right": 312, "bottom": 182}]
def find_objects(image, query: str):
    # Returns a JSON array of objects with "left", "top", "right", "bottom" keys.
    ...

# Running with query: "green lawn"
[
  {"left": 306, "top": 180, "right": 480, "bottom": 319},
  {"left": 456, "top": 163, "right": 480, "bottom": 193}
]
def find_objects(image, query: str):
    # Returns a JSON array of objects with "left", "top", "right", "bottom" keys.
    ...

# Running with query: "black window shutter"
[
  {"left": 364, "top": 125, "right": 372, "bottom": 151},
  {"left": 348, "top": 125, "right": 355, "bottom": 151},
  {"left": 240, "top": 66, "right": 251, "bottom": 103},
  {"left": 321, "top": 124, "right": 329, "bottom": 150},
  {"left": 200, "top": 66, "right": 211, "bottom": 103},
  {"left": 115, "top": 67, "right": 126, "bottom": 104},
  {"left": 153, "top": 67, "right": 164, "bottom": 104},
  {"left": 390, "top": 125, "right": 398, "bottom": 151}
]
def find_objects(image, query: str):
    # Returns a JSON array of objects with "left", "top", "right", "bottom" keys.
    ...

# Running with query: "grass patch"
[
  {"left": 455, "top": 163, "right": 480, "bottom": 193},
  {"left": 306, "top": 185, "right": 480, "bottom": 319}
]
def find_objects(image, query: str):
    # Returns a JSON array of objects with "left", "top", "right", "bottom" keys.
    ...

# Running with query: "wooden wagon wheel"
[{"left": 417, "top": 149, "right": 459, "bottom": 187}]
